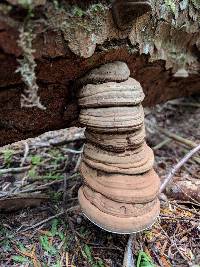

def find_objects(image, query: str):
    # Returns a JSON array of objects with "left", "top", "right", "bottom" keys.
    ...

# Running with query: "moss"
[
  {"left": 191, "top": 0, "right": 200, "bottom": 9},
  {"left": 52, "top": 0, "right": 59, "bottom": 9},
  {"left": 18, "top": 0, "right": 34, "bottom": 9},
  {"left": 72, "top": 6, "right": 86, "bottom": 17},
  {"left": 7, "top": 0, "right": 45, "bottom": 10},
  {"left": 164, "top": 0, "right": 176, "bottom": 15},
  {"left": 47, "top": 1, "right": 108, "bottom": 41},
  {"left": 71, "top": 2, "right": 107, "bottom": 19},
  {"left": 89, "top": 3, "right": 106, "bottom": 13}
]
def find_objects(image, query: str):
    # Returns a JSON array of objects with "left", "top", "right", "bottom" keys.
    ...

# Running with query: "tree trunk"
[{"left": 0, "top": 0, "right": 199, "bottom": 145}]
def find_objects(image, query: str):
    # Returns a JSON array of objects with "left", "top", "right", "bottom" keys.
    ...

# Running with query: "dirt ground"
[{"left": 0, "top": 96, "right": 199, "bottom": 267}]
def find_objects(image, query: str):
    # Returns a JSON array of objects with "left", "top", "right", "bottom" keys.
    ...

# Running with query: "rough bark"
[{"left": 0, "top": 0, "right": 199, "bottom": 145}]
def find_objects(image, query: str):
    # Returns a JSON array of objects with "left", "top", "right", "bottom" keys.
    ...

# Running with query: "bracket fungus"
[
  {"left": 77, "top": 61, "right": 160, "bottom": 234},
  {"left": 84, "top": 125, "right": 146, "bottom": 152}
]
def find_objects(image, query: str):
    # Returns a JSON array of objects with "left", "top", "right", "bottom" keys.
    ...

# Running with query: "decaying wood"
[
  {"left": 0, "top": 0, "right": 200, "bottom": 145},
  {"left": 166, "top": 177, "right": 200, "bottom": 204},
  {"left": 0, "top": 194, "right": 49, "bottom": 212},
  {"left": 160, "top": 144, "right": 200, "bottom": 193}
]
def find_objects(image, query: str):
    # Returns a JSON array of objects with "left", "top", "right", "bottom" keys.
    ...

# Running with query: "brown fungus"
[
  {"left": 78, "top": 78, "right": 145, "bottom": 108},
  {"left": 77, "top": 61, "right": 130, "bottom": 87},
  {"left": 79, "top": 106, "right": 144, "bottom": 132},
  {"left": 85, "top": 125, "right": 146, "bottom": 152},
  {"left": 82, "top": 148, "right": 154, "bottom": 175},
  {"left": 77, "top": 61, "right": 160, "bottom": 234},
  {"left": 83, "top": 142, "right": 150, "bottom": 164},
  {"left": 80, "top": 162, "right": 160, "bottom": 204},
  {"left": 79, "top": 186, "right": 160, "bottom": 234}
]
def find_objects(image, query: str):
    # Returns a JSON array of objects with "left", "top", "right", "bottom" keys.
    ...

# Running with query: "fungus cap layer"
[
  {"left": 79, "top": 186, "right": 160, "bottom": 234},
  {"left": 83, "top": 142, "right": 152, "bottom": 165},
  {"left": 85, "top": 125, "right": 145, "bottom": 152},
  {"left": 77, "top": 61, "right": 130, "bottom": 86},
  {"left": 80, "top": 162, "right": 160, "bottom": 203},
  {"left": 78, "top": 78, "right": 145, "bottom": 107},
  {"left": 79, "top": 106, "right": 144, "bottom": 132},
  {"left": 82, "top": 148, "right": 154, "bottom": 174}
]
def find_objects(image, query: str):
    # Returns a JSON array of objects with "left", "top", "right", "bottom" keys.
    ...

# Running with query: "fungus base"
[{"left": 79, "top": 187, "right": 160, "bottom": 234}]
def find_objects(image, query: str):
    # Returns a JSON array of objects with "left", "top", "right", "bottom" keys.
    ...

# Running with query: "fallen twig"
[
  {"left": 158, "top": 128, "right": 198, "bottom": 148},
  {"left": 160, "top": 144, "right": 200, "bottom": 193},
  {"left": 20, "top": 205, "right": 80, "bottom": 232},
  {"left": 20, "top": 141, "right": 29, "bottom": 167},
  {"left": 123, "top": 234, "right": 135, "bottom": 267},
  {"left": 0, "top": 173, "right": 80, "bottom": 199},
  {"left": 50, "top": 131, "right": 85, "bottom": 146},
  {"left": 0, "top": 194, "right": 48, "bottom": 211},
  {"left": 174, "top": 200, "right": 200, "bottom": 208},
  {"left": 0, "top": 165, "right": 30, "bottom": 175},
  {"left": 172, "top": 202, "right": 200, "bottom": 217},
  {"left": 181, "top": 147, "right": 200, "bottom": 165},
  {"left": 153, "top": 138, "right": 171, "bottom": 150},
  {"left": 169, "top": 102, "right": 200, "bottom": 108},
  {"left": 61, "top": 148, "right": 83, "bottom": 154},
  {"left": 158, "top": 223, "right": 190, "bottom": 264},
  {"left": 160, "top": 214, "right": 200, "bottom": 222},
  {"left": 74, "top": 155, "right": 82, "bottom": 173}
]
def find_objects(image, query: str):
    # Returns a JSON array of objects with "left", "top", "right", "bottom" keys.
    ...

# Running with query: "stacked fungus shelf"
[{"left": 77, "top": 61, "right": 160, "bottom": 234}]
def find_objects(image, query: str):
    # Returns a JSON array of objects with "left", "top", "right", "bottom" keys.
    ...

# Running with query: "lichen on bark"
[
  {"left": 16, "top": 24, "right": 46, "bottom": 110},
  {"left": 2, "top": 1, "right": 199, "bottom": 71}
]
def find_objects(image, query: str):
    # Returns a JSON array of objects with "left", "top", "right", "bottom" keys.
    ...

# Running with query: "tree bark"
[{"left": 0, "top": 0, "right": 199, "bottom": 145}]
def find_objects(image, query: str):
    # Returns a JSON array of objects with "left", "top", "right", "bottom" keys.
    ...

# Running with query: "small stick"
[
  {"left": 180, "top": 147, "right": 200, "bottom": 164},
  {"left": 170, "top": 102, "right": 200, "bottom": 108},
  {"left": 153, "top": 138, "right": 171, "bottom": 150},
  {"left": 0, "top": 165, "right": 30, "bottom": 175},
  {"left": 173, "top": 200, "right": 200, "bottom": 207},
  {"left": 160, "top": 214, "right": 200, "bottom": 222},
  {"left": 158, "top": 128, "right": 197, "bottom": 148},
  {"left": 160, "top": 144, "right": 200, "bottom": 193},
  {"left": 20, "top": 205, "right": 79, "bottom": 232},
  {"left": 63, "top": 173, "right": 68, "bottom": 206},
  {"left": 0, "top": 173, "right": 80, "bottom": 198},
  {"left": 153, "top": 129, "right": 200, "bottom": 163},
  {"left": 74, "top": 144, "right": 84, "bottom": 173},
  {"left": 172, "top": 202, "right": 200, "bottom": 217},
  {"left": 61, "top": 148, "right": 83, "bottom": 154},
  {"left": 123, "top": 234, "right": 135, "bottom": 267},
  {"left": 20, "top": 141, "right": 29, "bottom": 167}
]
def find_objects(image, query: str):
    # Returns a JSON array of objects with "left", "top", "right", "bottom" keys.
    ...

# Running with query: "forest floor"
[{"left": 0, "top": 96, "right": 199, "bottom": 267}]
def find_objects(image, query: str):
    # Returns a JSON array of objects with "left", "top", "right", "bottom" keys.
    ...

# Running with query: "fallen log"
[{"left": 0, "top": 0, "right": 199, "bottom": 145}]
